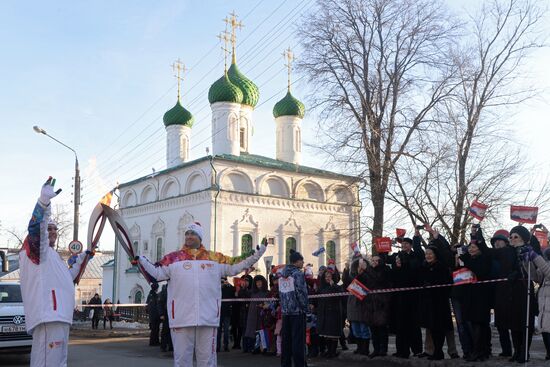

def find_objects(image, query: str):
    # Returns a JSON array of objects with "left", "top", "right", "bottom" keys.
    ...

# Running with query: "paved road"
[{"left": 1, "top": 335, "right": 397, "bottom": 367}]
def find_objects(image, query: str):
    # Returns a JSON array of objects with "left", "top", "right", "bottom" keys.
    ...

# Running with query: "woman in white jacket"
[
  {"left": 19, "top": 177, "right": 88, "bottom": 367},
  {"left": 136, "top": 222, "right": 267, "bottom": 367}
]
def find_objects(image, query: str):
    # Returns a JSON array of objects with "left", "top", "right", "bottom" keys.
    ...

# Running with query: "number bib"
[{"left": 279, "top": 277, "right": 295, "bottom": 293}]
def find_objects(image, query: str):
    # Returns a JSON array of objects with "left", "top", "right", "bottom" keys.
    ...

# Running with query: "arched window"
[
  {"left": 134, "top": 291, "right": 142, "bottom": 304},
  {"left": 132, "top": 241, "right": 139, "bottom": 257},
  {"left": 326, "top": 240, "right": 336, "bottom": 262},
  {"left": 241, "top": 234, "right": 253, "bottom": 255},
  {"left": 156, "top": 238, "right": 163, "bottom": 262},
  {"left": 286, "top": 237, "right": 297, "bottom": 264}
]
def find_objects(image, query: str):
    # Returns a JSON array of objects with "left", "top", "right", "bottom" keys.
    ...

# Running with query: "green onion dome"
[
  {"left": 273, "top": 91, "right": 305, "bottom": 118},
  {"left": 227, "top": 63, "right": 259, "bottom": 108},
  {"left": 163, "top": 100, "right": 194, "bottom": 127},
  {"left": 208, "top": 73, "right": 244, "bottom": 105}
]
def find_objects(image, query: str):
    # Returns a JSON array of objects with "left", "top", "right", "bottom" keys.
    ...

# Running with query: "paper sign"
[
  {"left": 510, "top": 206, "right": 538, "bottom": 224},
  {"left": 396, "top": 228, "right": 406, "bottom": 238},
  {"left": 453, "top": 268, "right": 477, "bottom": 285},
  {"left": 279, "top": 277, "right": 295, "bottom": 293},
  {"left": 350, "top": 242, "right": 360, "bottom": 255},
  {"left": 233, "top": 278, "right": 242, "bottom": 292},
  {"left": 469, "top": 200, "right": 488, "bottom": 221},
  {"left": 347, "top": 278, "right": 370, "bottom": 300},
  {"left": 374, "top": 237, "right": 392, "bottom": 253},
  {"left": 534, "top": 230, "right": 549, "bottom": 248}
]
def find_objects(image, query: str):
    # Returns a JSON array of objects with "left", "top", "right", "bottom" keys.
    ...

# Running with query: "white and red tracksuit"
[
  {"left": 138, "top": 244, "right": 266, "bottom": 367},
  {"left": 19, "top": 201, "right": 86, "bottom": 367}
]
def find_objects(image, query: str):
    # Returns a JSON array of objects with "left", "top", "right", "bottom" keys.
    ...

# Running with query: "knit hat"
[
  {"left": 490, "top": 229, "right": 510, "bottom": 246},
  {"left": 289, "top": 249, "right": 304, "bottom": 263},
  {"left": 510, "top": 225, "right": 530, "bottom": 244},
  {"left": 185, "top": 222, "right": 203, "bottom": 241}
]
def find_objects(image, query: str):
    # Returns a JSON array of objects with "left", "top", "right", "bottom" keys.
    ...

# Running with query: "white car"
[{"left": 0, "top": 282, "right": 31, "bottom": 353}]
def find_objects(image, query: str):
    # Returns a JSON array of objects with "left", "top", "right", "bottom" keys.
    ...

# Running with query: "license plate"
[{"left": 1, "top": 325, "right": 26, "bottom": 333}]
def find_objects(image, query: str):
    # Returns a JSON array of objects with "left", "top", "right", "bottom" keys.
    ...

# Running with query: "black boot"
[
  {"left": 353, "top": 340, "right": 363, "bottom": 354},
  {"left": 340, "top": 336, "right": 348, "bottom": 351},
  {"left": 361, "top": 339, "right": 370, "bottom": 356}
]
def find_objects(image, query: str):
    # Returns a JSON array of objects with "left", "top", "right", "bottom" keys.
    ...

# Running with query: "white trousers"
[
  {"left": 171, "top": 326, "right": 217, "bottom": 367},
  {"left": 30, "top": 322, "right": 70, "bottom": 367}
]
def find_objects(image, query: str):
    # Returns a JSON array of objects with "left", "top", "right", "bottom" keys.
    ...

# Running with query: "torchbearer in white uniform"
[
  {"left": 136, "top": 222, "right": 267, "bottom": 367},
  {"left": 19, "top": 177, "right": 90, "bottom": 367}
]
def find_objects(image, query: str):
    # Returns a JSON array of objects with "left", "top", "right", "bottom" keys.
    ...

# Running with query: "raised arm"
[
  {"left": 68, "top": 251, "right": 89, "bottom": 280},
  {"left": 137, "top": 256, "right": 171, "bottom": 281},
  {"left": 221, "top": 243, "right": 267, "bottom": 277}
]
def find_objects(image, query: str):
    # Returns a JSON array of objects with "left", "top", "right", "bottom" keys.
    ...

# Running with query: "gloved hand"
[
  {"left": 524, "top": 246, "right": 538, "bottom": 261},
  {"left": 39, "top": 176, "right": 62, "bottom": 206},
  {"left": 85, "top": 250, "right": 95, "bottom": 259},
  {"left": 130, "top": 256, "right": 140, "bottom": 265}
]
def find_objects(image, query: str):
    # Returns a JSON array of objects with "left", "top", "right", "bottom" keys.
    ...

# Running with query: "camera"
[
  {"left": 416, "top": 225, "right": 425, "bottom": 230},
  {"left": 534, "top": 224, "right": 543, "bottom": 230}
]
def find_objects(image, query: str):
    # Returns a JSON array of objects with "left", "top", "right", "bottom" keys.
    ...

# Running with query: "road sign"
[{"left": 68, "top": 240, "right": 83, "bottom": 255}]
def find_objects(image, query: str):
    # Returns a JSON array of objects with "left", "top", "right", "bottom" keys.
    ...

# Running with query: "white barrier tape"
[{"left": 78, "top": 277, "right": 512, "bottom": 307}]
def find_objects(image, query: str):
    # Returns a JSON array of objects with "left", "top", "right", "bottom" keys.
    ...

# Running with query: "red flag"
[
  {"left": 347, "top": 278, "right": 370, "bottom": 300},
  {"left": 468, "top": 200, "right": 488, "bottom": 221},
  {"left": 534, "top": 230, "right": 548, "bottom": 248},
  {"left": 374, "top": 237, "right": 392, "bottom": 253},
  {"left": 396, "top": 228, "right": 406, "bottom": 238},
  {"left": 510, "top": 205, "right": 538, "bottom": 224}
]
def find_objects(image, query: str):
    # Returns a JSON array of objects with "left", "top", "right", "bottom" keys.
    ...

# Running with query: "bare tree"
[
  {"left": 387, "top": 0, "right": 547, "bottom": 244},
  {"left": 297, "top": 0, "right": 458, "bottom": 244}
]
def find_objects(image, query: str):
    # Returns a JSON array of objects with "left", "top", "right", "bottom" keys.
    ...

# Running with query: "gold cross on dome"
[
  {"left": 217, "top": 31, "right": 231, "bottom": 72},
  {"left": 171, "top": 59, "right": 187, "bottom": 101},
  {"left": 224, "top": 11, "right": 243, "bottom": 63},
  {"left": 283, "top": 47, "right": 295, "bottom": 91}
]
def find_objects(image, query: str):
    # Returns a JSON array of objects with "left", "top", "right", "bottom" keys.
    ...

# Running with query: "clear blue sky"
[{"left": 0, "top": 0, "right": 549, "bottom": 249}]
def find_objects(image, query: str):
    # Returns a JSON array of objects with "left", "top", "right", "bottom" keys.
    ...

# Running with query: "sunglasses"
[{"left": 510, "top": 235, "right": 520, "bottom": 239}]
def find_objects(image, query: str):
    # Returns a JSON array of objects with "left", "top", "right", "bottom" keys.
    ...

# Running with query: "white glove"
[{"left": 39, "top": 176, "right": 62, "bottom": 206}]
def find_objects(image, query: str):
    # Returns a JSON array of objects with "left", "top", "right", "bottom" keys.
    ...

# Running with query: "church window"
[
  {"left": 241, "top": 234, "right": 253, "bottom": 255},
  {"left": 156, "top": 237, "right": 163, "bottom": 262},
  {"left": 134, "top": 290, "right": 142, "bottom": 304},
  {"left": 285, "top": 237, "right": 297, "bottom": 263},
  {"left": 180, "top": 136, "right": 188, "bottom": 159},
  {"left": 144, "top": 241, "right": 148, "bottom": 251},
  {"left": 240, "top": 127, "right": 247, "bottom": 151},
  {"left": 326, "top": 240, "right": 336, "bottom": 262},
  {"left": 132, "top": 241, "right": 139, "bottom": 257},
  {"left": 296, "top": 128, "right": 301, "bottom": 152}
]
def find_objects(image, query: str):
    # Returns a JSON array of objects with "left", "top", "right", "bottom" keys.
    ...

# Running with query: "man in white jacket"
[
  {"left": 136, "top": 222, "right": 266, "bottom": 367},
  {"left": 19, "top": 177, "right": 89, "bottom": 367}
]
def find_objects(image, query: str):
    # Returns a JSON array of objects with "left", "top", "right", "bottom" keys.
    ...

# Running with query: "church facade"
[{"left": 110, "top": 19, "right": 361, "bottom": 304}]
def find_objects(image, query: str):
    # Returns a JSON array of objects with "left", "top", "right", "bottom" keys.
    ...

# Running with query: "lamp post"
[{"left": 33, "top": 125, "right": 80, "bottom": 241}]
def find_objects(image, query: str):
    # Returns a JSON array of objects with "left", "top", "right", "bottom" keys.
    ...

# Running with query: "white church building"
[{"left": 108, "top": 25, "right": 361, "bottom": 304}]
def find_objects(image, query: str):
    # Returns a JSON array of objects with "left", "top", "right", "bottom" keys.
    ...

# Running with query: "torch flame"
[{"left": 99, "top": 191, "right": 113, "bottom": 206}]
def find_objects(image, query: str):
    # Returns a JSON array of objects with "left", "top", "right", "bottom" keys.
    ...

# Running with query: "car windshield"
[{"left": 0, "top": 284, "right": 23, "bottom": 303}]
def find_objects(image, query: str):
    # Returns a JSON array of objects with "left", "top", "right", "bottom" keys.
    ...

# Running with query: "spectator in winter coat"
[
  {"left": 244, "top": 275, "right": 269, "bottom": 353},
  {"left": 238, "top": 276, "right": 253, "bottom": 352},
  {"left": 280, "top": 249, "right": 308, "bottom": 367},
  {"left": 457, "top": 236, "right": 492, "bottom": 361},
  {"left": 317, "top": 268, "right": 343, "bottom": 358},
  {"left": 157, "top": 284, "right": 173, "bottom": 352},
  {"left": 146, "top": 283, "right": 160, "bottom": 346},
  {"left": 88, "top": 294, "right": 102, "bottom": 330},
  {"left": 417, "top": 245, "right": 453, "bottom": 361},
  {"left": 363, "top": 255, "right": 391, "bottom": 358},
  {"left": 217, "top": 277, "right": 235, "bottom": 352},
  {"left": 388, "top": 237, "right": 423, "bottom": 358},
  {"left": 343, "top": 256, "right": 371, "bottom": 356},
  {"left": 477, "top": 225, "right": 540, "bottom": 363}
]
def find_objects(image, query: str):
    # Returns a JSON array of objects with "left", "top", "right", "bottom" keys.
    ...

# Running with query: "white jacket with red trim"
[
  {"left": 138, "top": 244, "right": 266, "bottom": 328},
  {"left": 19, "top": 201, "right": 86, "bottom": 334}
]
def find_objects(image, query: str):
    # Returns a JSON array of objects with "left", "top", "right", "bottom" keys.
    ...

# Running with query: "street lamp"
[{"left": 33, "top": 125, "right": 80, "bottom": 241}]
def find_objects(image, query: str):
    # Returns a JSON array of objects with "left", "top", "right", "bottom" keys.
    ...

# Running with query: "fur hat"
[
  {"left": 185, "top": 222, "right": 203, "bottom": 241},
  {"left": 510, "top": 225, "right": 530, "bottom": 244}
]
